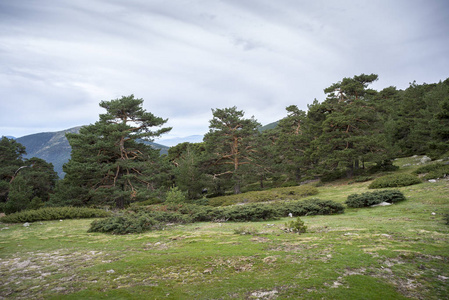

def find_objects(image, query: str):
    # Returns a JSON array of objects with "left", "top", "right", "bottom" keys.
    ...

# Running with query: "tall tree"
[
  {"left": 203, "top": 107, "right": 261, "bottom": 194},
  {"left": 51, "top": 95, "right": 171, "bottom": 208},
  {"left": 315, "top": 74, "right": 388, "bottom": 177}
]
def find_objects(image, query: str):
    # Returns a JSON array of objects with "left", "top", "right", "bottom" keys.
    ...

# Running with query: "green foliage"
[
  {"left": 165, "top": 186, "right": 186, "bottom": 203},
  {"left": 208, "top": 185, "right": 318, "bottom": 206},
  {"left": 368, "top": 173, "right": 422, "bottom": 189},
  {"left": 52, "top": 95, "right": 172, "bottom": 208},
  {"left": 277, "top": 199, "right": 345, "bottom": 216},
  {"left": 284, "top": 217, "right": 307, "bottom": 233},
  {"left": 89, "top": 197, "right": 343, "bottom": 234},
  {"left": 203, "top": 106, "right": 261, "bottom": 194},
  {"left": 89, "top": 212, "right": 157, "bottom": 234},
  {"left": 0, "top": 207, "right": 111, "bottom": 223},
  {"left": 345, "top": 190, "right": 406, "bottom": 208},
  {"left": 413, "top": 163, "right": 449, "bottom": 180}
]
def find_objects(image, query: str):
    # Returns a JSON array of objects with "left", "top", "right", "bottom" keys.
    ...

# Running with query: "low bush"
[
  {"left": 89, "top": 212, "right": 157, "bottom": 234},
  {"left": 345, "top": 190, "right": 406, "bottom": 208},
  {"left": 276, "top": 199, "right": 345, "bottom": 217},
  {"left": 89, "top": 198, "right": 344, "bottom": 234},
  {"left": 413, "top": 163, "right": 449, "bottom": 180},
  {"left": 368, "top": 173, "right": 421, "bottom": 189},
  {"left": 0, "top": 207, "right": 112, "bottom": 223}
]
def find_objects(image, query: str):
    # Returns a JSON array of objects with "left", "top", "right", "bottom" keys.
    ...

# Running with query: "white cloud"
[{"left": 1, "top": 0, "right": 448, "bottom": 138}]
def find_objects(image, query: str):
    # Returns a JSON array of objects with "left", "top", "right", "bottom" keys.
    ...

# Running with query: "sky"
[{"left": 1, "top": 0, "right": 448, "bottom": 142}]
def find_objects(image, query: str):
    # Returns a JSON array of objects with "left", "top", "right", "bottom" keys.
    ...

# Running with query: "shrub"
[
  {"left": 89, "top": 212, "right": 157, "bottom": 234},
  {"left": 165, "top": 186, "right": 187, "bottom": 203},
  {"left": 0, "top": 207, "right": 112, "bottom": 223},
  {"left": 88, "top": 198, "right": 344, "bottom": 234},
  {"left": 345, "top": 190, "right": 406, "bottom": 208},
  {"left": 284, "top": 217, "right": 307, "bottom": 234},
  {"left": 368, "top": 173, "right": 421, "bottom": 189},
  {"left": 277, "top": 199, "right": 345, "bottom": 217},
  {"left": 413, "top": 163, "right": 449, "bottom": 180}
]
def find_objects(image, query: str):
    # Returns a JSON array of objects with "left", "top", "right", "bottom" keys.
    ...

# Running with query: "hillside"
[
  {"left": 16, "top": 127, "right": 170, "bottom": 177},
  {"left": 0, "top": 158, "right": 447, "bottom": 299}
]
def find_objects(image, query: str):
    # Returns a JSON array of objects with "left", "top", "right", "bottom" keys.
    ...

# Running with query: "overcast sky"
[{"left": 1, "top": 0, "right": 448, "bottom": 141}]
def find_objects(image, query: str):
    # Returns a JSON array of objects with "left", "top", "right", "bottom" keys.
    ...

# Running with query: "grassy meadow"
[{"left": 1, "top": 157, "right": 448, "bottom": 299}]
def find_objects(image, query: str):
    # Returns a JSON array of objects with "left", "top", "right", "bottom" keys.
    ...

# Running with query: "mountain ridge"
[{"left": 16, "top": 126, "right": 170, "bottom": 177}]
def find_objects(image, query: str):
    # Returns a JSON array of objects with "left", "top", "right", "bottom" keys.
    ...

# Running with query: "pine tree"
[
  {"left": 51, "top": 95, "right": 171, "bottom": 208},
  {"left": 203, "top": 107, "right": 261, "bottom": 194}
]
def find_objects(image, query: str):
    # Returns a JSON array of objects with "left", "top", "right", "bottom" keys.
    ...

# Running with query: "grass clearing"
[{"left": 1, "top": 161, "right": 448, "bottom": 299}]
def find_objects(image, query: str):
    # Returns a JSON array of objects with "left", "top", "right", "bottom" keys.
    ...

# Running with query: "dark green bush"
[
  {"left": 368, "top": 173, "right": 421, "bottom": 189},
  {"left": 345, "top": 190, "right": 406, "bottom": 208},
  {"left": 0, "top": 207, "right": 112, "bottom": 223},
  {"left": 89, "top": 198, "right": 344, "bottom": 234},
  {"left": 276, "top": 199, "right": 345, "bottom": 217},
  {"left": 413, "top": 163, "right": 449, "bottom": 180},
  {"left": 89, "top": 212, "right": 156, "bottom": 234}
]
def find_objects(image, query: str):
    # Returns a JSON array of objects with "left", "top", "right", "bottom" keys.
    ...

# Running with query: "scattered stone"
[
  {"left": 437, "top": 275, "right": 448, "bottom": 281},
  {"left": 344, "top": 233, "right": 359, "bottom": 236},
  {"left": 428, "top": 179, "right": 437, "bottom": 183},
  {"left": 59, "top": 220, "right": 63, "bottom": 222},
  {"left": 1, "top": 227, "right": 9, "bottom": 230},
  {"left": 106, "top": 269, "right": 115, "bottom": 274},
  {"left": 431, "top": 212, "right": 436, "bottom": 215},
  {"left": 23, "top": 222, "right": 30, "bottom": 227},
  {"left": 420, "top": 156, "right": 431, "bottom": 164},
  {"left": 403, "top": 163, "right": 411, "bottom": 167},
  {"left": 250, "top": 289, "right": 278, "bottom": 299},
  {"left": 381, "top": 234, "right": 392, "bottom": 238},
  {"left": 288, "top": 213, "right": 293, "bottom": 218},
  {"left": 371, "top": 202, "right": 392, "bottom": 207}
]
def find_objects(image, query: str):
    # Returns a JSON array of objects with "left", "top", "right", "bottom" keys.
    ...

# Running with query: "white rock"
[
  {"left": 371, "top": 202, "right": 392, "bottom": 207},
  {"left": 288, "top": 213, "right": 293, "bottom": 218},
  {"left": 420, "top": 156, "right": 431, "bottom": 164},
  {"left": 23, "top": 222, "right": 30, "bottom": 227},
  {"left": 428, "top": 179, "right": 437, "bottom": 183},
  {"left": 106, "top": 269, "right": 115, "bottom": 274}
]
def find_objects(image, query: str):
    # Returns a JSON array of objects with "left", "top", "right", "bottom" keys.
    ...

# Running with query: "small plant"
[
  {"left": 368, "top": 173, "right": 421, "bottom": 189},
  {"left": 284, "top": 217, "right": 307, "bottom": 234},
  {"left": 234, "top": 225, "right": 260, "bottom": 235},
  {"left": 444, "top": 212, "right": 449, "bottom": 225},
  {"left": 165, "top": 186, "right": 187, "bottom": 203}
]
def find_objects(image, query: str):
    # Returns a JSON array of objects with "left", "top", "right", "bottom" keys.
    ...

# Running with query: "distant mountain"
[
  {"left": 259, "top": 121, "right": 279, "bottom": 132},
  {"left": 156, "top": 135, "right": 204, "bottom": 147},
  {"left": 16, "top": 126, "right": 169, "bottom": 178}
]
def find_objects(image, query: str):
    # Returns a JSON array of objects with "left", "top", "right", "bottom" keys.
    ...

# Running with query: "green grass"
[{"left": 1, "top": 158, "right": 448, "bottom": 299}]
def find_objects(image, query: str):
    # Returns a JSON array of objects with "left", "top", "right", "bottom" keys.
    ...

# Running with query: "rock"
[
  {"left": 420, "top": 156, "right": 431, "bottom": 164},
  {"left": 371, "top": 202, "right": 392, "bottom": 207},
  {"left": 106, "top": 269, "right": 115, "bottom": 274},
  {"left": 428, "top": 179, "right": 437, "bottom": 183},
  {"left": 288, "top": 213, "right": 293, "bottom": 218},
  {"left": 23, "top": 222, "right": 30, "bottom": 227},
  {"left": 431, "top": 212, "right": 436, "bottom": 215}
]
